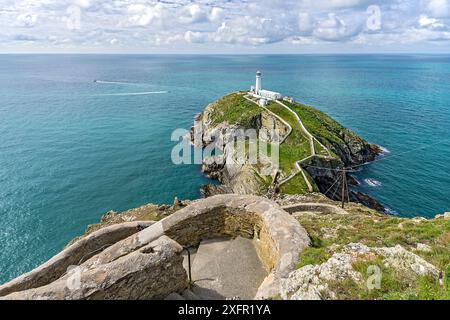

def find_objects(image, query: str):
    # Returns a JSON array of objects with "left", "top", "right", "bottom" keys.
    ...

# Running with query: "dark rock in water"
[
  {"left": 202, "top": 158, "right": 225, "bottom": 180},
  {"left": 200, "top": 184, "right": 233, "bottom": 198},
  {"left": 351, "top": 191, "right": 387, "bottom": 213},
  {"left": 347, "top": 175, "right": 360, "bottom": 186}
]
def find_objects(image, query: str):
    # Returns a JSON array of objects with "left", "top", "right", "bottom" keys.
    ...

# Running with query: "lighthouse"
[
  {"left": 255, "top": 71, "right": 262, "bottom": 94},
  {"left": 249, "top": 71, "right": 283, "bottom": 101}
]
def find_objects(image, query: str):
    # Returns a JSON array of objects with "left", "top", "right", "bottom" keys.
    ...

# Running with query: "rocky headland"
[
  {"left": 191, "top": 93, "right": 384, "bottom": 211},
  {"left": 0, "top": 93, "right": 448, "bottom": 300}
]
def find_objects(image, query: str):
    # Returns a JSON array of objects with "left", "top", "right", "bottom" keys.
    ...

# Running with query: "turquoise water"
[{"left": 0, "top": 54, "right": 449, "bottom": 283}]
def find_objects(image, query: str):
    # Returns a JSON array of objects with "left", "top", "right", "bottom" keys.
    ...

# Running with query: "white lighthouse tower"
[
  {"left": 249, "top": 70, "right": 283, "bottom": 101},
  {"left": 255, "top": 71, "right": 262, "bottom": 94}
]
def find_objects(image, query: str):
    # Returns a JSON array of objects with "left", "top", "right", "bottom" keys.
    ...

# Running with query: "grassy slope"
[
  {"left": 295, "top": 199, "right": 450, "bottom": 300},
  {"left": 282, "top": 100, "right": 350, "bottom": 154},
  {"left": 265, "top": 101, "right": 322, "bottom": 194},
  {"left": 208, "top": 93, "right": 262, "bottom": 128},
  {"left": 206, "top": 94, "right": 369, "bottom": 195},
  {"left": 265, "top": 102, "right": 310, "bottom": 172}
]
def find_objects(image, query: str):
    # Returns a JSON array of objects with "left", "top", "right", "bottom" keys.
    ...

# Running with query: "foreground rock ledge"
[{"left": 0, "top": 195, "right": 310, "bottom": 300}]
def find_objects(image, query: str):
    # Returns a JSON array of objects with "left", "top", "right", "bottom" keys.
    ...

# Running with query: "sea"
[{"left": 0, "top": 54, "right": 449, "bottom": 283}]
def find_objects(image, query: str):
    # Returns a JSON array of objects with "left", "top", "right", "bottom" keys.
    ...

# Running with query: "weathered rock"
[
  {"left": 374, "top": 245, "right": 440, "bottom": 279},
  {"left": 1, "top": 236, "right": 188, "bottom": 300},
  {"left": 192, "top": 96, "right": 288, "bottom": 196},
  {"left": 2, "top": 195, "right": 309, "bottom": 300},
  {"left": 437, "top": 212, "right": 450, "bottom": 219},
  {"left": 415, "top": 243, "right": 433, "bottom": 253},
  {"left": 0, "top": 221, "right": 154, "bottom": 297},
  {"left": 351, "top": 191, "right": 387, "bottom": 213},
  {"left": 281, "top": 252, "right": 362, "bottom": 300},
  {"left": 281, "top": 242, "right": 441, "bottom": 300}
]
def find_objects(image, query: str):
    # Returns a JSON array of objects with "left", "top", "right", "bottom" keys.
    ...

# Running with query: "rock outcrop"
[
  {"left": 281, "top": 243, "right": 441, "bottom": 300},
  {"left": 192, "top": 93, "right": 384, "bottom": 212},
  {"left": 191, "top": 95, "right": 289, "bottom": 196},
  {"left": 2, "top": 236, "right": 187, "bottom": 300},
  {"left": 0, "top": 221, "right": 154, "bottom": 297},
  {"left": 0, "top": 195, "right": 309, "bottom": 300}
]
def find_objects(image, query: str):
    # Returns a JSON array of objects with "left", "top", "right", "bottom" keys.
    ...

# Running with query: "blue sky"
[{"left": 1, "top": 0, "right": 450, "bottom": 53}]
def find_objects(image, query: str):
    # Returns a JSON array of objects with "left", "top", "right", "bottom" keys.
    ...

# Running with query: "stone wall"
[
  {"left": 153, "top": 195, "right": 309, "bottom": 298},
  {"left": 1, "top": 195, "right": 310, "bottom": 300},
  {"left": 0, "top": 221, "right": 154, "bottom": 297},
  {"left": 282, "top": 203, "right": 348, "bottom": 215},
  {"left": 1, "top": 236, "right": 187, "bottom": 300}
]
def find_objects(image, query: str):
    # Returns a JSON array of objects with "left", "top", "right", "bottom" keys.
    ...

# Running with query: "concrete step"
[{"left": 190, "top": 236, "right": 268, "bottom": 300}]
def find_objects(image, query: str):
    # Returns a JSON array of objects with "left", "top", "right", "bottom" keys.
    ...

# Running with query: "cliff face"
[
  {"left": 192, "top": 92, "right": 383, "bottom": 210},
  {"left": 192, "top": 93, "right": 288, "bottom": 196}
]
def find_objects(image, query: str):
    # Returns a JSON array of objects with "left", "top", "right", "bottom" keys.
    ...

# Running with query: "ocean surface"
[{"left": 1, "top": 54, "right": 449, "bottom": 283}]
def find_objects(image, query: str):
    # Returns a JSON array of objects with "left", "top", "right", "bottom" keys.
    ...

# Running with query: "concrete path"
[
  {"left": 244, "top": 94, "right": 330, "bottom": 192},
  {"left": 182, "top": 237, "right": 268, "bottom": 300}
]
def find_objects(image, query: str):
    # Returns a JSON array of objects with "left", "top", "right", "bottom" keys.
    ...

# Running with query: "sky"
[{"left": 1, "top": 0, "right": 450, "bottom": 54}]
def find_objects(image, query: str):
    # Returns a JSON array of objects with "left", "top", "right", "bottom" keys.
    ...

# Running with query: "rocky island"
[
  {"left": 191, "top": 92, "right": 384, "bottom": 211},
  {"left": 0, "top": 87, "right": 448, "bottom": 301}
]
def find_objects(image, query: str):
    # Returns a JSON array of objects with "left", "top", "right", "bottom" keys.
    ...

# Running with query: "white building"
[
  {"left": 249, "top": 71, "right": 283, "bottom": 101},
  {"left": 258, "top": 98, "right": 268, "bottom": 107},
  {"left": 259, "top": 90, "right": 283, "bottom": 100},
  {"left": 255, "top": 71, "right": 262, "bottom": 93}
]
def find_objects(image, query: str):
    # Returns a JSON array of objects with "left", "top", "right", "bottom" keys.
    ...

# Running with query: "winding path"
[{"left": 243, "top": 94, "right": 333, "bottom": 193}]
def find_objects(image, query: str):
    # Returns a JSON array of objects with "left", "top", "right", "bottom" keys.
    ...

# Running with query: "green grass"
[
  {"left": 208, "top": 93, "right": 262, "bottom": 128},
  {"left": 266, "top": 102, "right": 311, "bottom": 172},
  {"left": 264, "top": 101, "right": 320, "bottom": 194},
  {"left": 280, "top": 174, "right": 309, "bottom": 194},
  {"left": 296, "top": 247, "right": 331, "bottom": 269},
  {"left": 282, "top": 100, "right": 352, "bottom": 154},
  {"left": 293, "top": 200, "right": 450, "bottom": 300}
]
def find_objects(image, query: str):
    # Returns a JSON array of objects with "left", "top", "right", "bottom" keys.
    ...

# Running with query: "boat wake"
[
  {"left": 365, "top": 178, "right": 382, "bottom": 187},
  {"left": 94, "top": 80, "right": 138, "bottom": 85},
  {"left": 96, "top": 91, "right": 169, "bottom": 96}
]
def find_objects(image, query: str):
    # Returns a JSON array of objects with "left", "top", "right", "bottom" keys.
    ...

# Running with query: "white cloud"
[
  {"left": 180, "top": 4, "right": 208, "bottom": 24},
  {"left": 1, "top": 0, "right": 449, "bottom": 52},
  {"left": 209, "top": 7, "right": 224, "bottom": 23},
  {"left": 16, "top": 13, "right": 38, "bottom": 28},
  {"left": 302, "top": 0, "right": 371, "bottom": 10},
  {"left": 418, "top": 15, "right": 446, "bottom": 29},
  {"left": 184, "top": 30, "right": 209, "bottom": 43},
  {"left": 127, "top": 3, "right": 168, "bottom": 27},
  {"left": 425, "top": 0, "right": 450, "bottom": 18},
  {"left": 313, "top": 13, "right": 362, "bottom": 41},
  {"left": 75, "top": 0, "right": 91, "bottom": 9},
  {"left": 298, "top": 12, "right": 314, "bottom": 35}
]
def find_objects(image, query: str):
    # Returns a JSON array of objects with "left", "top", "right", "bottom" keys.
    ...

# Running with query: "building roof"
[{"left": 259, "top": 89, "right": 281, "bottom": 95}]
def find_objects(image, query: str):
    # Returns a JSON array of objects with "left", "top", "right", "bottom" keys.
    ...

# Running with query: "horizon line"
[{"left": 1, "top": 52, "right": 450, "bottom": 56}]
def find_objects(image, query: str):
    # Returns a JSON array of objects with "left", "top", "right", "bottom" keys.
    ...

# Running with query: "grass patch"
[
  {"left": 297, "top": 247, "right": 331, "bottom": 269},
  {"left": 208, "top": 93, "right": 262, "bottom": 128},
  {"left": 265, "top": 101, "right": 320, "bottom": 194},
  {"left": 266, "top": 102, "right": 311, "bottom": 172},
  {"left": 292, "top": 202, "right": 450, "bottom": 300},
  {"left": 280, "top": 174, "right": 310, "bottom": 194},
  {"left": 281, "top": 100, "right": 358, "bottom": 156}
]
